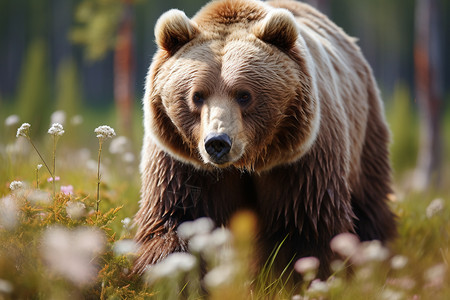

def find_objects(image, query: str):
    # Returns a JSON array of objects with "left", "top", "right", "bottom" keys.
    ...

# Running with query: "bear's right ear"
[
  {"left": 155, "top": 9, "right": 199, "bottom": 54},
  {"left": 253, "top": 9, "right": 298, "bottom": 50}
]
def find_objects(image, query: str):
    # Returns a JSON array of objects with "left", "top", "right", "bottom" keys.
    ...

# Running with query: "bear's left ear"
[
  {"left": 155, "top": 9, "right": 199, "bottom": 54},
  {"left": 253, "top": 9, "right": 298, "bottom": 50}
]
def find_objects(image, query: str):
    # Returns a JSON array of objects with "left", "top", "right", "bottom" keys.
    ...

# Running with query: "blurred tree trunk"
[
  {"left": 114, "top": 0, "right": 135, "bottom": 136},
  {"left": 413, "top": 0, "right": 443, "bottom": 190}
]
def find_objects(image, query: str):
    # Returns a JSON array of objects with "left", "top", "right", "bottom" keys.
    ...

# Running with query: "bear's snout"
[{"left": 204, "top": 133, "right": 232, "bottom": 164}]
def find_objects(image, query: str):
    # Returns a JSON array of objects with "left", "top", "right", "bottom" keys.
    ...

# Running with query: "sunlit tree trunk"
[
  {"left": 413, "top": 0, "right": 443, "bottom": 190},
  {"left": 114, "top": 0, "right": 134, "bottom": 136}
]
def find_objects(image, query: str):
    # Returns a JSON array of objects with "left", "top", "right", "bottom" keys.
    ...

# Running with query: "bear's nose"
[{"left": 204, "top": 133, "right": 232, "bottom": 162}]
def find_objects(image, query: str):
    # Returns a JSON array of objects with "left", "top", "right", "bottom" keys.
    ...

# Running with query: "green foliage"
[
  {"left": 15, "top": 39, "right": 51, "bottom": 135},
  {"left": 387, "top": 83, "right": 419, "bottom": 177},
  {"left": 71, "top": 0, "right": 123, "bottom": 61},
  {"left": 55, "top": 57, "right": 83, "bottom": 118}
]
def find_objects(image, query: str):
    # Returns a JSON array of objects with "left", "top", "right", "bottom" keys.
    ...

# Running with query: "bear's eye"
[
  {"left": 236, "top": 91, "right": 252, "bottom": 106},
  {"left": 192, "top": 92, "right": 204, "bottom": 106}
]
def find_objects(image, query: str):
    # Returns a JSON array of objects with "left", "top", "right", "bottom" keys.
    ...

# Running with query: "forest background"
[{"left": 0, "top": 0, "right": 449, "bottom": 298}]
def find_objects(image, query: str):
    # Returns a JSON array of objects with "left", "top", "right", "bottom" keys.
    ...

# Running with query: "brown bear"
[{"left": 134, "top": 0, "right": 396, "bottom": 277}]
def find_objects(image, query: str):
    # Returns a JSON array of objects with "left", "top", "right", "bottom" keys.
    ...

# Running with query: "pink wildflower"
[
  {"left": 60, "top": 185, "right": 74, "bottom": 195},
  {"left": 47, "top": 176, "right": 60, "bottom": 182}
]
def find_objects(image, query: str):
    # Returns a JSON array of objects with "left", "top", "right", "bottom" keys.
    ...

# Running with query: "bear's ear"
[
  {"left": 253, "top": 9, "right": 298, "bottom": 50},
  {"left": 155, "top": 9, "right": 199, "bottom": 54}
]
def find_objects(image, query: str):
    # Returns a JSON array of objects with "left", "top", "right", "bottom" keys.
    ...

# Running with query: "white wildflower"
[
  {"left": 307, "top": 279, "right": 329, "bottom": 295},
  {"left": 0, "top": 279, "right": 13, "bottom": 294},
  {"left": 41, "top": 226, "right": 106, "bottom": 286},
  {"left": 390, "top": 255, "right": 408, "bottom": 270},
  {"left": 121, "top": 217, "right": 132, "bottom": 230},
  {"left": 294, "top": 257, "right": 320, "bottom": 280},
  {"left": 209, "top": 227, "right": 232, "bottom": 248},
  {"left": 177, "top": 217, "right": 215, "bottom": 241},
  {"left": 71, "top": 115, "right": 83, "bottom": 126},
  {"left": 5, "top": 115, "right": 19, "bottom": 127},
  {"left": 113, "top": 239, "right": 138, "bottom": 256},
  {"left": 426, "top": 198, "right": 444, "bottom": 218},
  {"left": 424, "top": 264, "right": 446, "bottom": 287},
  {"left": 48, "top": 123, "right": 64, "bottom": 136},
  {"left": 189, "top": 234, "right": 211, "bottom": 253},
  {"left": 94, "top": 125, "right": 116, "bottom": 141},
  {"left": 66, "top": 201, "right": 86, "bottom": 219},
  {"left": 381, "top": 288, "right": 404, "bottom": 300},
  {"left": 16, "top": 123, "right": 31, "bottom": 138},
  {"left": 27, "top": 189, "right": 51, "bottom": 204},
  {"left": 109, "top": 136, "right": 129, "bottom": 154},
  {"left": 353, "top": 240, "right": 389, "bottom": 264},
  {"left": 204, "top": 264, "right": 236, "bottom": 288},
  {"left": 123, "top": 152, "right": 135, "bottom": 163},
  {"left": 9, "top": 180, "right": 24, "bottom": 191},
  {"left": 0, "top": 196, "right": 18, "bottom": 230},
  {"left": 330, "top": 233, "right": 360, "bottom": 257},
  {"left": 145, "top": 252, "right": 197, "bottom": 283},
  {"left": 37, "top": 164, "right": 43, "bottom": 170},
  {"left": 51, "top": 110, "right": 66, "bottom": 125}
]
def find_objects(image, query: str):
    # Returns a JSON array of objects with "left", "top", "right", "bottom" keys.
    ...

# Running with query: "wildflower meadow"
[{"left": 0, "top": 106, "right": 449, "bottom": 299}]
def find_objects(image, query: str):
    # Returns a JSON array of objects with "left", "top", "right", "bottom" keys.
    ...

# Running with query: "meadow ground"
[{"left": 0, "top": 101, "right": 449, "bottom": 299}]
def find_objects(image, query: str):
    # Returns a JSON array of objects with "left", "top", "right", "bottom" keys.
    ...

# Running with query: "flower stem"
[
  {"left": 96, "top": 141, "right": 103, "bottom": 212},
  {"left": 36, "top": 168, "right": 39, "bottom": 189},
  {"left": 52, "top": 136, "right": 57, "bottom": 197},
  {"left": 27, "top": 138, "right": 53, "bottom": 179}
]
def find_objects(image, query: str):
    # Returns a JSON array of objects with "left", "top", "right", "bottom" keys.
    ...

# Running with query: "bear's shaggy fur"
[{"left": 134, "top": 0, "right": 396, "bottom": 277}]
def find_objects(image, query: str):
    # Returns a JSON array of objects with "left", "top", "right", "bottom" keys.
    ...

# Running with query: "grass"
[{"left": 0, "top": 96, "right": 449, "bottom": 299}]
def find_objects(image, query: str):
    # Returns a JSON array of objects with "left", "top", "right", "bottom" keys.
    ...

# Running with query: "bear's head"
[{"left": 144, "top": 0, "right": 320, "bottom": 172}]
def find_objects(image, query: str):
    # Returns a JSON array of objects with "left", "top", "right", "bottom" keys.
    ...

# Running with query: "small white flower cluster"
[
  {"left": 51, "top": 110, "right": 66, "bottom": 125},
  {"left": 48, "top": 123, "right": 65, "bottom": 136},
  {"left": 426, "top": 198, "right": 444, "bottom": 218},
  {"left": 179, "top": 218, "right": 235, "bottom": 289},
  {"left": 330, "top": 233, "right": 389, "bottom": 266},
  {"left": 145, "top": 252, "right": 197, "bottom": 283},
  {"left": 71, "top": 115, "right": 83, "bottom": 126},
  {"left": 5, "top": 114, "right": 19, "bottom": 127},
  {"left": 65, "top": 201, "right": 86, "bottom": 219},
  {"left": 121, "top": 217, "right": 132, "bottom": 231},
  {"left": 109, "top": 136, "right": 129, "bottom": 154},
  {"left": 144, "top": 218, "right": 235, "bottom": 289},
  {"left": 9, "top": 180, "right": 24, "bottom": 191},
  {"left": 41, "top": 226, "right": 106, "bottom": 286},
  {"left": 27, "top": 189, "right": 51, "bottom": 204},
  {"left": 294, "top": 256, "right": 320, "bottom": 281},
  {"left": 178, "top": 218, "right": 233, "bottom": 262},
  {"left": 109, "top": 136, "right": 136, "bottom": 166},
  {"left": 113, "top": 239, "right": 138, "bottom": 257},
  {"left": 0, "top": 278, "right": 13, "bottom": 294},
  {"left": 95, "top": 125, "right": 116, "bottom": 141},
  {"left": 0, "top": 196, "right": 18, "bottom": 230},
  {"left": 16, "top": 123, "right": 31, "bottom": 138}
]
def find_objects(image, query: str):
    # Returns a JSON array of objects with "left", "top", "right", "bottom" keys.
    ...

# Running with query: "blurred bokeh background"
[{"left": 0, "top": 0, "right": 449, "bottom": 190}]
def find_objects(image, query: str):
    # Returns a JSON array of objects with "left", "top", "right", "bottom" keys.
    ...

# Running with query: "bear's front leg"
[
  {"left": 133, "top": 144, "right": 193, "bottom": 275},
  {"left": 133, "top": 218, "right": 187, "bottom": 275}
]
